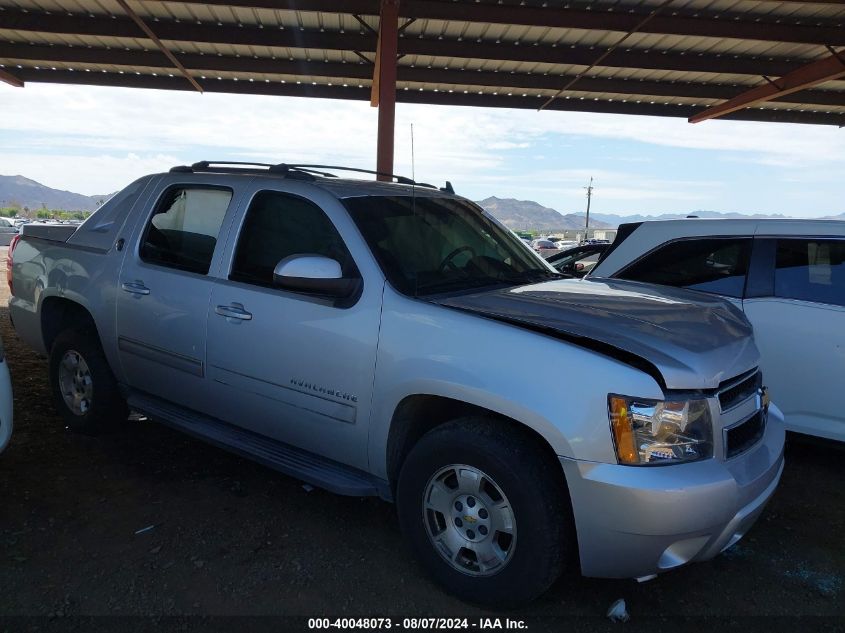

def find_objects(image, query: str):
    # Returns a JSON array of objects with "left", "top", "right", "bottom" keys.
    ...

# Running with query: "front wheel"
[
  {"left": 397, "top": 417, "right": 574, "bottom": 607},
  {"left": 49, "top": 329, "right": 128, "bottom": 434}
]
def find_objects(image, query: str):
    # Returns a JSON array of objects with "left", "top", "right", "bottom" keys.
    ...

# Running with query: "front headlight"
[{"left": 608, "top": 394, "right": 713, "bottom": 465}]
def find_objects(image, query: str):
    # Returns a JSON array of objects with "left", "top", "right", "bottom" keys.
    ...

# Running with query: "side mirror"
[{"left": 273, "top": 254, "right": 359, "bottom": 298}]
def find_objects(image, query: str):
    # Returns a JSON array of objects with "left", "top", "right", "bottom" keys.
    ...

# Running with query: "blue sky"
[{"left": 1, "top": 83, "right": 843, "bottom": 218}]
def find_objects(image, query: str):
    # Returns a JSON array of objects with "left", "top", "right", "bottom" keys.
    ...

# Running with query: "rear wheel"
[
  {"left": 397, "top": 417, "right": 574, "bottom": 607},
  {"left": 49, "top": 329, "right": 128, "bottom": 434}
]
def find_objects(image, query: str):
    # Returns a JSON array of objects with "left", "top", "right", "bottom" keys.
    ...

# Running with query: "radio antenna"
[{"left": 410, "top": 123, "right": 416, "bottom": 182}]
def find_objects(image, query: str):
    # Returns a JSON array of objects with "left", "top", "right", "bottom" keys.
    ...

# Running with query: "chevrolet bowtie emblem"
[{"left": 463, "top": 515, "right": 477, "bottom": 524}]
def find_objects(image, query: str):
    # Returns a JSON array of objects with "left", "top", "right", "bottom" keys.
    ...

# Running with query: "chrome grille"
[
  {"left": 718, "top": 370, "right": 761, "bottom": 412},
  {"left": 725, "top": 410, "right": 767, "bottom": 459},
  {"left": 718, "top": 368, "right": 768, "bottom": 459}
]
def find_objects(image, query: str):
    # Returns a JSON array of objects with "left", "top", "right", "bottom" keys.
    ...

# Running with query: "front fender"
[{"left": 367, "top": 288, "right": 664, "bottom": 479}]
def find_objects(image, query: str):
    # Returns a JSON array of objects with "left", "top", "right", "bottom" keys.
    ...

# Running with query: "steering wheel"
[{"left": 439, "top": 245, "right": 477, "bottom": 272}]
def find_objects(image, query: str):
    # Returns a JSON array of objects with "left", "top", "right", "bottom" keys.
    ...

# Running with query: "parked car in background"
[
  {"left": 547, "top": 243, "right": 610, "bottom": 277},
  {"left": 531, "top": 238, "right": 560, "bottom": 258},
  {"left": 553, "top": 239, "right": 578, "bottom": 250},
  {"left": 591, "top": 219, "right": 845, "bottom": 442},
  {"left": 0, "top": 218, "right": 20, "bottom": 247},
  {"left": 9, "top": 163, "right": 784, "bottom": 606},
  {"left": 0, "top": 333, "right": 13, "bottom": 454}
]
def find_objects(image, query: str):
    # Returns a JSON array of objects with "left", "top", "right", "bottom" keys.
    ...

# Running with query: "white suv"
[{"left": 591, "top": 219, "right": 845, "bottom": 442}]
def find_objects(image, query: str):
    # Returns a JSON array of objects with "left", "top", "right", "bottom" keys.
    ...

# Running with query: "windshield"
[
  {"left": 549, "top": 246, "right": 594, "bottom": 265},
  {"left": 343, "top": 195, "right": 557, "bottom": 296}
]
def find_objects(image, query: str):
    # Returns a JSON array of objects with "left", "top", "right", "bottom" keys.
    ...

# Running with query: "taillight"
[{"left": 7, "top": 233, "right": 21, "bottom": 295}]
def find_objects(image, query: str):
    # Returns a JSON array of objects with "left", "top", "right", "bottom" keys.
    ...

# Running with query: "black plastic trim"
[
  {"left": 593, "top": 221, "right": 642, "bottom": 269},
  {"left": 128, "top": 391, "right": 391, "bottom": 500},
  {"left": 745, "top": 238, "right": 776, "bottom": 299}
]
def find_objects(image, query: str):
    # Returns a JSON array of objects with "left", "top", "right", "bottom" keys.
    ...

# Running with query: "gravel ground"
[{"left": 0, "top": 246, "right": 842, "bottom": 628}]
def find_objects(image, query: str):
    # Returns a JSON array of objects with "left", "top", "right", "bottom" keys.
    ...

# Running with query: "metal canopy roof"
[{"left": 0, "top": 0, "right": 844, "bottom": 126}]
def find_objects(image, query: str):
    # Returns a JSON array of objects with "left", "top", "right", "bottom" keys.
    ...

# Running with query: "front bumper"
[{"left": 560, "top": 403, "right": 785, "bottom": 579}]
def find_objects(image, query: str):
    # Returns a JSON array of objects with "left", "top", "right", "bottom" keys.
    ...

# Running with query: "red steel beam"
[
  {"left": 0, "top": 68, "right": 24, "bottom": 88},
  {"left": 5, "top": 43, "right": 844, "bottom": 108},
  {"left": 114, "top": 0, "right": 203, "bottom": 93},
  {"left": 150, "top": 0, "right": 845, "bottom": 47},
  {"left": 0, "top": 8, "right": 815, "bottom": 77},
  {"left": 13, "top": 68, "right": 845, "bottom": 126},
  {"left": 375, "top": 0, "right": 399, "bottom": 181},
  {"left": 539, "top": 0, "right": 672, "bottom": 110},
  {"left": 690, "top": 49, "right": 845, "bottom": 123},
  {"left": 6, "top": 41, "right": 844, "bottom": 106}
]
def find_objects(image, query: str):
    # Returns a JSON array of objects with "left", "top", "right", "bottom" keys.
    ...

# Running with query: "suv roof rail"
[
  {"left": 169, "top": 161, "right": 449, "bottom": 191},
  {"left": 272, "top": 164, "right": 440, "bottom": 190},
  {"left": 170, "top": 161, "right": 316, "bottom": 181},
  {"left": 170, "top": 161, "right": 274, "bottom": 173}
]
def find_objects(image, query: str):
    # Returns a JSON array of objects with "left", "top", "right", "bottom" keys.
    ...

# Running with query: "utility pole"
[{"left": 584, "top": 177, "right": 594, "bottom": 240}]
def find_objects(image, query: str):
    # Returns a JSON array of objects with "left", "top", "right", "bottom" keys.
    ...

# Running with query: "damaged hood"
[{"left": 434, "top": 277, "right": 758, "bottom": 390}]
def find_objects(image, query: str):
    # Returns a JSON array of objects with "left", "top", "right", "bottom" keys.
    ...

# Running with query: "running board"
[{"left": 128, "top": 393, "right": 389, "bottom": 499}]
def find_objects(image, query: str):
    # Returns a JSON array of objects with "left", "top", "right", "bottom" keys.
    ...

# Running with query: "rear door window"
[
  {"left": 616, "top": 237, "right": 752, "bottom": 298},
  {"left": 775, "top": 239, "right": 845, "bottom": 307},
  {"left": 140, "top": 186, "right": 232, "bottom": 275}
]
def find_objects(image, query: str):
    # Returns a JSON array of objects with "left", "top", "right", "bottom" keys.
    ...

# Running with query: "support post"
[
  {"left": 0, "top": 68, "right": 24, "bottom": 88},
  {"left": 375, "top": 0, "right": 399, "bottom": 181}
]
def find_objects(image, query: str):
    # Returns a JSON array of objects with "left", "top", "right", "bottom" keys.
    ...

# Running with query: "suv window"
[
  {"left": 230, "top": 191, "right": 354, "bottom": 288},
  {"left": 140, "top": 186, "right": 232, "bottom": 274},
  {"left": 775, "top": 238, "right": 845, "bottom": 307},
  {"left": 617, "top": 237, "right": 752, "bottom": 298}
]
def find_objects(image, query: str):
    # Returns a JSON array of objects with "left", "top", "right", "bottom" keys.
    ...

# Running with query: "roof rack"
[
  {"left": 170, "top": 161, "right": 271, "bottom": 172},
  {"left": 169, "top": 161, "right": 309, "bottom": 180},
  {"left": 169, "top": 161, "right": 453, "bottom": 192}
]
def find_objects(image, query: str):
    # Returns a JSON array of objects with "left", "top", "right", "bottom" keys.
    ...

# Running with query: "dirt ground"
[{"left": 0, "top": 245, "right": 842, "bottom": 628}]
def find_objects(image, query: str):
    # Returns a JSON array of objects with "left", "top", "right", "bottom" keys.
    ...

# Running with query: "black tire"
[
  {"left": 49, "top": 329, "right": 128, "bottom": 434},
  {"left": 397, "top": 416, "right": 574, "bottom": 608}
]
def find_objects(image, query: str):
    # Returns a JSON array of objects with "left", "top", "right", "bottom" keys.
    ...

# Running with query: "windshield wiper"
[
  {"left": 414, "top": 276, "right": 512, "bottom": 296},
  {"left": 415, "top": 270, "right": 560, "bottom": 296},
  {"left": 495, "top": 269, "right": 562, "bottom": 284}
]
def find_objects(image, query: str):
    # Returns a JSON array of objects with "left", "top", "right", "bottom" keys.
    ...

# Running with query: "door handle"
[
  {"left": 215, "top": 304, "right": 253, "bottom": 321},
  {"left": 121, "top": 281, "right": 150, "bottom": 295}
]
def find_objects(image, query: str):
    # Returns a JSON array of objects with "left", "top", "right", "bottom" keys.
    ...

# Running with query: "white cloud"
[
  {"left": 522, "top": 110, "right": 845, "bottom": 166},
  {"left": 0, "top": 82, "right": 842, "bottom": 216}
]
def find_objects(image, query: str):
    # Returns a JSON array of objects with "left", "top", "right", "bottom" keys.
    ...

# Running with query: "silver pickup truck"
[{"left": 9, "top": 162, "right": 784, "bottom": 606}]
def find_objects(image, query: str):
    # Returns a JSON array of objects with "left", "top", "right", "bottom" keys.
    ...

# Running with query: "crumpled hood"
[{"left": 434, "top": 277, "right": 758, "bottom": 390}]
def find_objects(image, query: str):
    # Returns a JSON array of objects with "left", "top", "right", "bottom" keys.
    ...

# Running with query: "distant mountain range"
[
  {"left": 0, "top": 175, "right": 112, "bottom": 212},
  {"left": 478, "top": 196, "right": 613, "bottom": 231},
  {"left": 1, "top": 175, "right": 842, "bottom": 225},
  {"left": 478, "top": 196, "right": 845, "bottom": 230}
]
